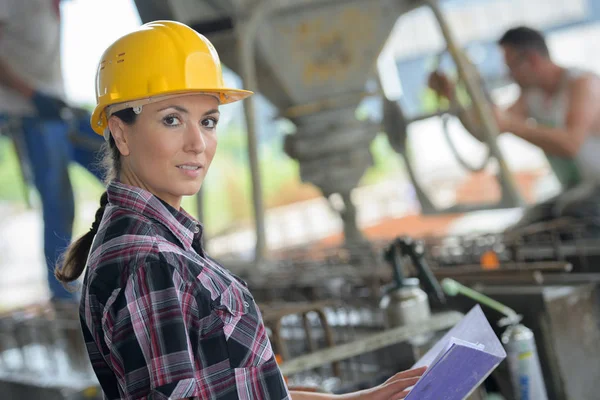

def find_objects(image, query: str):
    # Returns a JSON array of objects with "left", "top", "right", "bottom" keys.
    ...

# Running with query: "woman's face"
[{"left": 109, "top": 94, "right": 220, "bottom": 209}]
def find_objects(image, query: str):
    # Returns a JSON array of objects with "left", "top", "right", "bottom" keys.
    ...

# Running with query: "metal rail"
[{"left": 279, "top": 311, "right": 463, "bottom": 375}]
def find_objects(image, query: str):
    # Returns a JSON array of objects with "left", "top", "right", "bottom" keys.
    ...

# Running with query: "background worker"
[
  {"left": 429, "top": 26, "right": 600, "bottom": 232},
  {"left": 0, "top": 0, "right": 104, "bottom": 302}
]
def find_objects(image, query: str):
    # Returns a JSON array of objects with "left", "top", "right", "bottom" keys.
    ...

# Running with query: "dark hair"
[
  {"left": 498, "top": 26, "right": 550, "bottom": 58},
  {"left": 55, "top": 108, "right": 137, "bottom": 284}
]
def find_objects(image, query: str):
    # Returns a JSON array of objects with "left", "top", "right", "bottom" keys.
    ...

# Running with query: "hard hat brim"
[{"left": 91, "top": 87, "right": 254, "bottom": 135}]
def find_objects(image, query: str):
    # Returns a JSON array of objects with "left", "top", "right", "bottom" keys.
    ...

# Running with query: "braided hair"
[{"left": 55, "top": 108, "right": 136, "bottom": 285}]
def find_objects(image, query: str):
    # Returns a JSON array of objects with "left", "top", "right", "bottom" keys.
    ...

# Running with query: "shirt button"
[
  {"left": 193, "top": 225, "right": 200, "bottom": 234},
  {"left": 244, "top": 301, "right": 250, "bottom": 308}
]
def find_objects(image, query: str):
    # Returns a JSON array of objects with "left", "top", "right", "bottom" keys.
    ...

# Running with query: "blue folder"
[{"left": 406, "top": 305, "right": 507, "bottom": 400}]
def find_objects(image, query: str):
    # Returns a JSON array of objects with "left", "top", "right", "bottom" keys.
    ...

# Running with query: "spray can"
[{"left": 502, "top": 324, "right": 548, "bottom": 400}]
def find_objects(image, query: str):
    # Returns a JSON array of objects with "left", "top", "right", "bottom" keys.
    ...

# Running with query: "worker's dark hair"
[
  {"left": 55, "top": 108, "right": 137, "bottom": 285},
  {"left": 498, "top": 26, "right": 550, "bottom": 58}
]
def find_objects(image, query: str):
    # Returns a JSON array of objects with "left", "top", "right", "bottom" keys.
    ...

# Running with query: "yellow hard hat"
[{"left": 90, "top": 20, "right": 253, "bottom": 135}]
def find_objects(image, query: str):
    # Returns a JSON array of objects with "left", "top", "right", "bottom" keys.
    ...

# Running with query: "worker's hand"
[
  {"left": 492, "top": 106, "right": 513, "bottom": 133},
  {"left": 428, "top": 71, "right": 454, "bottom": 100},
  {"left": 31, "top": 91, "right": 68, "bottom": 120},
  {"left": 346, "top": 366, "right": 427, "bottom": 400}
]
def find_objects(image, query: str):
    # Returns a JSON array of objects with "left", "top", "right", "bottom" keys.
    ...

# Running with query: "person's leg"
[
  {"left": 21, "top": 117, "right": 75, "bottom": 301},
  {"left": 69, "top": 115, "right": 105, "bottom": 181}
]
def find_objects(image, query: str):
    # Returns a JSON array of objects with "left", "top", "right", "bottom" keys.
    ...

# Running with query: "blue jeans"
[{"left": 4, "top": 115, "right": 104, "bottom": 300}]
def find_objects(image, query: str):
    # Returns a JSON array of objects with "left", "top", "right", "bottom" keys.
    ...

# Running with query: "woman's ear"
[{"left": 107, "top": 116, "right": 130, "bottom": 156}]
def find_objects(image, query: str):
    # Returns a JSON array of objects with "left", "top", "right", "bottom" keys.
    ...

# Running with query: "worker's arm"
[
  {"left": 499, "top": 75, "right": 600, "bottom": 157},
  {"left": 429, "top": 71, "right": 526, "bottom": 141},
  {"left": 502, "top": 93, "right": 528, "bottom": 121},
  {"left": 288, "top": 392, "right": 341, "bottom": 399},
  {"left": 449, "top": 95, "right": 526, "bottom": 142},
  {"left": 289, "top": 366, "right": 425, "bottom": 399},
  {"left": 0, "top": 23, "right": 34, "bottom": 98},
  {"left": 0, "top": 58, "right": 35, "bottom": 98},
  {"left": 0, "top": 22, "right": 66, "bottom": 119}
]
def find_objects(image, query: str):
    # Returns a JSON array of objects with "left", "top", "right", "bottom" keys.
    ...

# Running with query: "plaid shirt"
[{"left": 80, "top": 182, "right": 290, "bottom": 400}]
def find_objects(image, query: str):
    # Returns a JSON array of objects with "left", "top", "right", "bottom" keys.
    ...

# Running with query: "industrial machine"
[
  {"left": 0, "top": 303, "right": 102, "bottom": 399},
  {"left": 2, "top": 0, "right": 600, "bottom": 398},
  {"left": 133, "top": 0, "right": 526, "bottom": 262}
]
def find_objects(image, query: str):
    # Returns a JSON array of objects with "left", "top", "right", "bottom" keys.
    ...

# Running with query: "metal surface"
[
  {"left": 234, "top": 0, "right": 415, "bottom": 253},
  {"left": 431, "top": 262, "right": 573, "bottom": 286},
  {"left": 0, "top": 380, "right": 101, "bottom": 400},
  {"left": 449, "top": 284, "right": 600, "bottom": 400},
  {"left": 259, "top": 297, "right": 463, "bottom": 394},
  {"left": 381, "top": 279, "right": 431, "bottom": 328},
  {"left": 261, "top": 301, "right": 338, "bottom": 367},
  {"left": 237, "top": 0, "right": 411, "bottom": 107},
  {"left": 236, "top": 2, "right": 269, "bottom": 261},
  {"left": 424, "top": 221, "right": 600, "bottom": 274},
  {"left": 279, "top": 310, "right": 463, "bottom": 375},
  {"left": 0, "top": 305, "right": 101, "bottom": 400}
]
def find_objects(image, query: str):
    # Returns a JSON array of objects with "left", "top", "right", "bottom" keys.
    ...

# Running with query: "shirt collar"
[{"left": 106, "top": 181, "right": 202, "bottom": 251}]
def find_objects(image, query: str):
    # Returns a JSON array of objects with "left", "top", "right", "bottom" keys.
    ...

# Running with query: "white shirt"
[
  {"left": 524, "top": 68, "right": 600, "bottom": 186},
  {"left": 0, "top": 0, "right": 65, "bottom": 116}
]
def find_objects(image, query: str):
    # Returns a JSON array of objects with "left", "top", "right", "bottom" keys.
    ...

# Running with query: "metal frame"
[
  {"left": 279, "top": 310, "right": 463, "bottom": 375},
  {"left": 424, "top": 0, "right": 524, "bottom": 209},
  {"left": 235, "top": 0, "right": 419, "bottom": 262},
  {"left": 381, "top": 0, "right": 526, "bottom": 215},
  {"left": 236, "top": 0, "right": 527, "bottom": 262},
  {"left": 236, "top": 0, "right": 272, "bottom": 263},
  {"left": 236, "top": 0, "right": 372, "bottom": 262}
]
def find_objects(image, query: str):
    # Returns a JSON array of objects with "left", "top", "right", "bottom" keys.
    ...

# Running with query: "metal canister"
[
  {"left": 502, "top": 324, "right": 548, "bottom": 400},
  {"left": 381, "top": 278, "right": 431, "bottom": 328}
]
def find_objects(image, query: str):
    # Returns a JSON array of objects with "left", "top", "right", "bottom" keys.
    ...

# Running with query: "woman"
[{"left": 55, "top": 20, "right": 425, "bottom": 399}]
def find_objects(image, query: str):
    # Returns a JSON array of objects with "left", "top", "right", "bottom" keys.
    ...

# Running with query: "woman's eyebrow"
[
  {"left": 156, "top": 106, "right": 220, "bottom": 117},
  {"left": 157, "top": 105, "right": 189, "bottom": 114},
  {"left": 203, "top": 109, "right": 220, "bottom": 116}
]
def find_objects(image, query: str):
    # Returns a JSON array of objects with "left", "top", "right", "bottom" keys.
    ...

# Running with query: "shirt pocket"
[{"left": 212, "top": 282, "right": 274, "bottom": 369}]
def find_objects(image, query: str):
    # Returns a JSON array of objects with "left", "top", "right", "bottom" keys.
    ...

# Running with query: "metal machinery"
[
  {"left": 0, "top": 303, "right": 102, "bottom": 399},
  {"left": 1, "top": 0, "right": 599, "bottom": 399},
  {"left": 133, "top": 0, "right": 524, "bottom": 261},
  {"left": 420, "top": 220, "right": 600, "bottom": 398}
]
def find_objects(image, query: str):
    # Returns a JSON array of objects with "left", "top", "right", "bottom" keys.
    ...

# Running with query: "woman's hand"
[
  {"left": 289, "top": 367, "right": 427, "bottom": 400},
  {"left": 347, "top": 366, "right": 427, "bottom": 400}
]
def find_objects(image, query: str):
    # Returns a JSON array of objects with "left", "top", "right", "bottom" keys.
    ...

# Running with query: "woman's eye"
[
  {"left": 163, "top": 115, "right": 181, "bottom": 126},
  {"left": 202, "top": 118, "right": 218, "bottom": 129}
]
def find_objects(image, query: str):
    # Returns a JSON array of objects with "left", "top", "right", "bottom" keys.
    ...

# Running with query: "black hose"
[
  {"left": 433, "top": 49, "right": 492, "bottom": 173},
  {"left": 441, "top": 111, "right": 491, "bottom": 172}
]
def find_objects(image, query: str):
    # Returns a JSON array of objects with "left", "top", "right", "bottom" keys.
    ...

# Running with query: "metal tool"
[{"left": 380, "top": 237, "right": 447, "bottom": 330}]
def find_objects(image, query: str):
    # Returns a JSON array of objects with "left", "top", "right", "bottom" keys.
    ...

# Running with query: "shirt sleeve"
[{"left": 109, "top": 260, "right": 200, "bottom": 400}]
